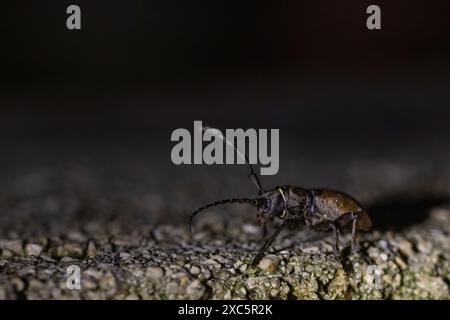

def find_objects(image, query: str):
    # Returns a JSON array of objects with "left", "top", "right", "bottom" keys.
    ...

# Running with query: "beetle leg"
[
  {"left": 331, "top": 223, "right": 341, "bottom": 256},
  {"left": 256, "top": 213, "right": 269, "bottom": 240},
  {"left": 261, "top": 222, "right": 268, "bottom": 240},
  {"left": 251, "top": 221, "right": 286, "bottom": 266},
  {"left": 351, "top": 214, "right": 361, "bottom": 252}
]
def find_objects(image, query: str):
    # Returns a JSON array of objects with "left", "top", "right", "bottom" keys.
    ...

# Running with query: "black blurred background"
[
  {"left": 2, "top": 0, "right": 450, "bottom": 134},
  {"left": 0, "top": 1, "right": 450, "bottom": 231}
]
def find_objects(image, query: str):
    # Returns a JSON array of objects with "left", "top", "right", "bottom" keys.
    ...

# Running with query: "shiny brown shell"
[{"left": 307, "top": 189, "right": 372, "bottom": 231}]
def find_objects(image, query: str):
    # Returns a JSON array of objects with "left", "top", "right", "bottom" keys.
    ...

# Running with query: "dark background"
[
  {"left": 0, "top": 1, "right": 449, "bottom": 231},
  {"left": 1, "top": 1, "right": 450, "bottom": 135}
]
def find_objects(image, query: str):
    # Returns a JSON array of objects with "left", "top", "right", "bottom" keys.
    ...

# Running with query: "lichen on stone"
[{"left": 0, "top": 205, "right": 449, "bottom": 300}]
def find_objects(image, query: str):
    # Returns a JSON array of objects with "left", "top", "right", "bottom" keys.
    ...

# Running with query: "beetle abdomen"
[
  {"left": 304, "top": 189, "right": 372, "bottom": 232},
  {"left": 311, "top": 189, "right": 363, "bottom": 218},
  {"left": 355, "top": 211, "right": 372, "bottom": 231}
]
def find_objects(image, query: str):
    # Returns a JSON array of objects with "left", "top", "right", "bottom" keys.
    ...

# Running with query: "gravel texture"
[
  {"left": 1, "top": 136, "right": 450, "bottom": 300},
  {"left": 1, "top": 200, "right": 449, "bottom": 300}
]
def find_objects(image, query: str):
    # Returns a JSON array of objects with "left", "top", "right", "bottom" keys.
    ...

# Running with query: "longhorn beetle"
[{"left": 189, "top": 127, "right": 372, "bottom": 266}]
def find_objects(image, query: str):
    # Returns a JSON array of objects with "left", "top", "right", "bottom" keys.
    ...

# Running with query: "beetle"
[{"left": 189, "top": 128, "right": 372, "bottom": 266}]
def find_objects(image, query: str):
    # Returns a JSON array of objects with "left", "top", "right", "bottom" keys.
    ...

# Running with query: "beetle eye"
[{"left": 262, "top": 199, "right": 271, "bottom": 212}]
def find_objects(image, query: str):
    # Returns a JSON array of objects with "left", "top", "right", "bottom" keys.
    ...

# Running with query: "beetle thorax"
[
  {"left": 283, "top": 186, "right": 311, "bottom": 219},
  {"left": 258, "top": 186, "right": 310, "bottom": 221}
]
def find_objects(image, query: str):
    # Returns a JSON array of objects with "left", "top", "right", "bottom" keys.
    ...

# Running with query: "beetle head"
[{"left": 257, "top": 187, "right": 288, "bottom": 220}]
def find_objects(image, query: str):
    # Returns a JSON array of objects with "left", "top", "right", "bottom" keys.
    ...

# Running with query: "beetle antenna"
[
  {"left": 189, "top": 197, "right": 264, "bottom": 233},
  {"left": 200, "top": 125, "right": 264, "bottom": 194}
]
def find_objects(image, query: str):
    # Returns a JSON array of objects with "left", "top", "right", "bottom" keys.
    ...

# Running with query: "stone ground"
[
  {"left": 1, "top": 145, "right": 450, "bottom": 299},
  {"left": 0, "top": 204, "right": 449, "bottom": 299}
]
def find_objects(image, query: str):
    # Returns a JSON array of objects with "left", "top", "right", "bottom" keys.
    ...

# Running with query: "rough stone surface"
[
  {"left": 0, "top": 205, "right": 449, "bottom": 300},
  {"left": 24, "top": 244, "right": 43, "bottom": 257},
  {"left": 1, "top": 146, "right": 450, "bottom": 300}
]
